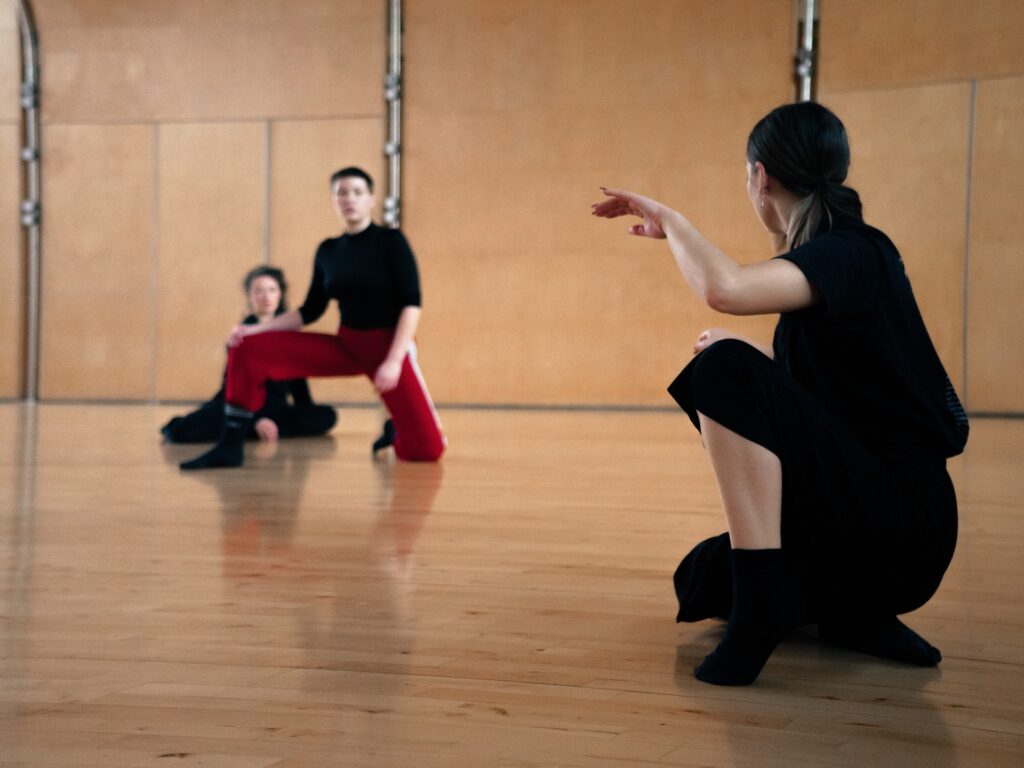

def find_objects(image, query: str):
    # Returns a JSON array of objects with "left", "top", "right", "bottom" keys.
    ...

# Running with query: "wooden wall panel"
[
  {"left": 967, "top": 76, "right": 1024, "bottom": 412},
  {"left": 0, "top": 124, "right": 22, "bottom": 397},
  {"left": 820, "top": 0, "right": 1024, "bottom": 93},
  {"left": 32, "top": 2, "right": 385, "bottom": 402},
  {"left": 154, "top": 123, "right": 266, "bottom": 401},
  {"left": 34, "top": 0, "right": 385, "bottom": 123},
  {"left": 404, "top": 0, "right": 793, "bottom": 405},
  {"left": 269, "top": 118, "right": 385, "bottom": 404},
  {"left": 0, "top": 0, "right": 18, "bottom": 122},
  {"left": 39, "top": 124, "right": 154, "bottom": 399},
  {"left": 821, "top": 85, "right": 971, "bottom": 392},
  {"left": 820, "top": 1, "right": 1024, "bottom": 413}
]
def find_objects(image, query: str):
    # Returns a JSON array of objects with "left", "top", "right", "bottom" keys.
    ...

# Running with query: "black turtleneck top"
[{"left": 298, "top": 223, "right": 422, "bottom": 330}]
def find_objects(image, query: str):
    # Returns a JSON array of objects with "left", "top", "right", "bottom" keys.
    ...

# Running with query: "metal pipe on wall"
[
  {"left": 17, "top": 0, "right": 41, "bottom": 401},
  {"left": 796, "top": 0, "right": 817, "bottom": 102},
  {"left": 383, "top": 0, "right": 402, "bottom": 228}
]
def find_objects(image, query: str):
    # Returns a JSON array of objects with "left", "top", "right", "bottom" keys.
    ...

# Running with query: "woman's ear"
[{"left": 753, "top": 161, "right": 769, "bottom": 195}]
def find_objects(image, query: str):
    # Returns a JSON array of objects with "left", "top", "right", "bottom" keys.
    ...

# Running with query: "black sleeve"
[
  {"left": 776, "top": 231, "right": 880, "bottom": 322},
  {"left": 298, "top": 242, "right": 331, "bottom": 325},
  {"left": 389, "top": 229, "right": 422, "bottom": 308}
]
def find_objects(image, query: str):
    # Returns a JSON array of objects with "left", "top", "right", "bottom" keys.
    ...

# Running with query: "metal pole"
[
  {"left": 796, "top": 0, "right": 816, "bottom": 102},
  {"left": 17, "top": 0, "right": 41, "bottom": 400},
  {"left": 383, "top": 0, "right": 402, "bottom": 228}
]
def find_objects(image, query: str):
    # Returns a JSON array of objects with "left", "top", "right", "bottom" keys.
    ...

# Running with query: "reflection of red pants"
[{"left": 225, "top": 326, "right": 445, "bottom": 461}]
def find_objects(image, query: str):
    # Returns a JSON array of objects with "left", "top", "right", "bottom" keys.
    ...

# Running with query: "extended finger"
[{"left": 600, "top": 186, "right": 634, "bottom": 200}]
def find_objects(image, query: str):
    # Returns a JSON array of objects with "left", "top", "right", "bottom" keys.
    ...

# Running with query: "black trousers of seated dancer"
[
  {"left": 163, "top": 400, "right": 337, "bottom": 444},
  {"left": 669, "top": 339, "right": 957, "bottom": 622}
]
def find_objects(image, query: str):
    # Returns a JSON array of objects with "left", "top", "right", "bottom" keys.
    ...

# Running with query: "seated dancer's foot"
[
  {"left": 160, "top": 418, "right": 180, "bottom": 444},
  {"left": 180, "top": 409, "right": 250, "bottom": 470},
  {"left": 694, "top": 548, "right": 804, "bottom": 686},
  {"left": 818, "top": 616, "right": 941, "bottom": 667},
  {"left": 674, "top": 533, "right": 732, "bottom": 622},
  {"left": 372, "top": 418, "right": 396, "bottom": 456}
]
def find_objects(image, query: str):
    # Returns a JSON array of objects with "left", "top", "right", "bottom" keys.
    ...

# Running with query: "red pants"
[{"left": 225, "top": 326, "right": 445, "bottom": 461}]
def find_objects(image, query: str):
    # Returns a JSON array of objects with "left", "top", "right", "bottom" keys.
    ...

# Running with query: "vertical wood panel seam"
[
  {"left": 962, "top": 80, "right": 976, "bottom": 407},
  {"left": 150, "top": 124, "right": 160, "bottom": 402},
  {"left": 263, "top": 120, "right": 271, "bottom": 265}
]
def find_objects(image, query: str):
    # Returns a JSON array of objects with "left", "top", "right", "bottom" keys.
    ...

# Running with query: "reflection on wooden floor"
[{"left": 1, "top": 403, "right": 1022, "bottom": 766}]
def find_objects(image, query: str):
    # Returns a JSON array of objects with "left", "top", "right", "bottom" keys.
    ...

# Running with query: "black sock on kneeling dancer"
[
  {"left": 694, "top": 548, "right": 804, "bottom": 686},
  {"left": 372, "top": 418, "right": 396, "bottom": 455},
  {"left": 818, "top": 615, "right": 941, "bottom": 667},
  {"left": 179, "top": 407, "right": 252, "bottom": 470}
]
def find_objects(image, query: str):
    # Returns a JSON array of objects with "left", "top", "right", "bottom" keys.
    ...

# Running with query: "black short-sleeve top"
[
  {"left": 773, "top": 217, "right": 968, "bottom": 460},
  {"left": 298, "top": 223, "right": 422, "bottom": 330}
]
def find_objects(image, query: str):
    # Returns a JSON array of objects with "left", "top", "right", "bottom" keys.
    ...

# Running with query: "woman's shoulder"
[
  {"left": 376, "top": 224, "right": 410, "bottom": 243},
  {"left": 313, "top": 236, "right": 342, "bottom": 261},
  {"left": 802, "top": 219, "right": 898, "bottom": 260}
]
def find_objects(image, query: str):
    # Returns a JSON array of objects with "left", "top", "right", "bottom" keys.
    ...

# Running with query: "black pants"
[
  {"left": 669, "top": 340, "right": 957, "bottom": 619},
  {"left": 162, "top": 400, "right": 337, "bottom": 444}
]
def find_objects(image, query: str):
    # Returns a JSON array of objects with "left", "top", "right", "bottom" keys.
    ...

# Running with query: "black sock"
[
  {"left": 372, "top": 418, "right": 396, "bottom": 455},
  {"left": 180, "top": 407, "right": 252, "bottom": 470},
  {"left": 674, "top": 533, "right": 733, "bottom": 622},
  {"left": 818, "top": 616, "right": 941, "bottom": 667},
  {"left": 160, "top": 417, "right": 181, "bottom": 444},
  {"left": 694, "top": 548, "right": 804, "bottom": 686}
]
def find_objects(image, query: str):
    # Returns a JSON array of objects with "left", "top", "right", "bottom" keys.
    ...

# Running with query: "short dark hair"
[
  {"left": 329, "top": 166, "right": 374, "bottom": 193},
  {"left": 242, "top": 265, "right": 288, "bottom": 312}
]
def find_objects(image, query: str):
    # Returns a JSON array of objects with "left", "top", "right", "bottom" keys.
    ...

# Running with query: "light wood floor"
[{"left": 1, "top": 403, "right": 1022, "bottom": 767}]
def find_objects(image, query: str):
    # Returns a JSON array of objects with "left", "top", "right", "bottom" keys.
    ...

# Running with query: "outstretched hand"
[{"left": 590, "top": 187, "right": 668, "bottom": 239}]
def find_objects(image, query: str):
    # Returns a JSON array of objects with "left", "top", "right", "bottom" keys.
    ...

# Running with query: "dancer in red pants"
[{"left": 181, "top": 167, "right": 445, "bottom": 469}]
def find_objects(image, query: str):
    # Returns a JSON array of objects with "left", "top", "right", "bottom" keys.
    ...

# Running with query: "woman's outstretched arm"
[{"left": 592, "top": 188, "right": 818, "bottom": 316}]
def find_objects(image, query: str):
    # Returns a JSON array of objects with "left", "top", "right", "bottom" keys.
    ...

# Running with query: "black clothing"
[
  {"left": 162, "top": 314, "right": 337, "bottom": 444},
  {"left": 179, "top": 410, "right": 249, "bottom": 469},
  {"left": 773, "top": 218, "right": 967, "bottom": 459},
  {"left": 668, "top": 218, "right": 966, "bottom": 621},
  {"left": 298, "top": 223, "right": 421, "bottom": 330}
]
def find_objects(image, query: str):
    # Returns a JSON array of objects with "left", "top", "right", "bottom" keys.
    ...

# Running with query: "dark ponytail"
[{"left": 747, "top": 102, "right": 863, "bottom": 250}]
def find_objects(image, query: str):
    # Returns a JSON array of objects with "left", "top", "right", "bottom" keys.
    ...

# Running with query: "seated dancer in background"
[
  {"left": 592, "top": 102, "right": 968, "bottom": 686},
  {"left": 181, "top": 166, "right": 445, "bottom": 470},
  {"left": 161, "top": 266, "right": 337, "bottom": 445}
]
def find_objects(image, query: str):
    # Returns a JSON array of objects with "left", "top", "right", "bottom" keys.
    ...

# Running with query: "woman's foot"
[
  {"left": 160, "top": 418, "right": 181, "bottom": 444},
  {"left": 179, "top": 442, "right": 244, "bottom": 470},
  {"left": 372, "top": 419, "right": 396, "bottom": 456},
  {"left": 818, "top": 616, "right": 941, "bottom": 667},
  {"left": 674, "top": 533, "right": 733, "bottom": 622},
  {"left": 180, "top": 411, "right": 250, "bottom": 470},
  {"left": 694, "top": 548, "right": 804, "bottom": 686}
]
